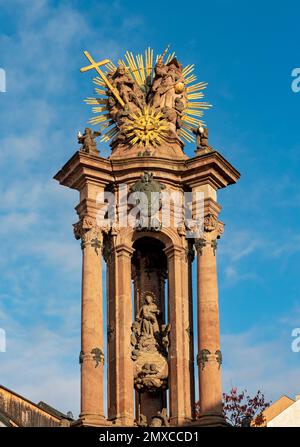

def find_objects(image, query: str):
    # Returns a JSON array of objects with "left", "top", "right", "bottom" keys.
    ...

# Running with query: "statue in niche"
[
  {"left": 77, "top": 127, "right": 100, "bottom": 155},
  {"left": 137, "top": 293, "right": 160, "bottom": 337},
  {"left": 131, "top": 292, "right": 167, "bottom": 358}
]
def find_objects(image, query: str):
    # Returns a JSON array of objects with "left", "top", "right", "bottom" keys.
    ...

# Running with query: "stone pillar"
[
  {"left": 108, "top": 242, "right": 134, "bottom": 426},
  {"left": 195, "top": 214, "right": 226, "bottom": 426},
  {"left": 187, "top": 242, "right": 196, "bottom": 419},
  {"left": 73, "top": 216, "right": 106, "bottom": 426},
  {"left": 165, "top": 245, "right": 192, "bottom": 426}
]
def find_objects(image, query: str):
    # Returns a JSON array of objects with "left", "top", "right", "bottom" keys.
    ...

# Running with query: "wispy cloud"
[{"left": 222, "top": 306, "right": 300, "bottom": 402}]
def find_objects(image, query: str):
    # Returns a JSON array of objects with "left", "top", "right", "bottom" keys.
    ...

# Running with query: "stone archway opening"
[{"left": 131, "top": 237, "right": 168, "bottom": 425}]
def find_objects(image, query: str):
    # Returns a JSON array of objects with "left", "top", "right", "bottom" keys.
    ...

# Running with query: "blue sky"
[{"left": 0, "top": 0, "right": 300, "bottom": 416}]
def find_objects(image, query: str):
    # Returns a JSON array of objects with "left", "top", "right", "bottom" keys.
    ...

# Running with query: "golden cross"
[{"left": 80, "top": 50, "right": 125, "bottom": 108}]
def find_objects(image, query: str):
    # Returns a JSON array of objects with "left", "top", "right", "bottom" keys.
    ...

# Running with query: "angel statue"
[{"left": 78, "top": 127, "right": 101, "bottom": 155}]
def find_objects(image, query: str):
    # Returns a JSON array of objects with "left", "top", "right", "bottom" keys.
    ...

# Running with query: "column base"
[
  {"left": 169, "top": 417, "right": 194, "bottom": 427},
  {"left": 108, "top": 415, "right": 135, "bottom": 427},
  {"left": 73, "top": 414, "right": 111, "bottom": 427},
  {"left": 193, "top": 413, "right": 229, "bottom": 427}
]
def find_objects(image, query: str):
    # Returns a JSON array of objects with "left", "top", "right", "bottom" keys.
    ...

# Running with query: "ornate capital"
[
  {"left": 197, "top": 349, "right": 222, "bottom": 369},
  {"left": 195, "top": 238, "right": 218, "bottom": 256},
  {"left": 194, "top": 214, "right": 224, "bottom": 254},
  {"left": 73, "top": 215, "right": 103, "bottom": 253}
]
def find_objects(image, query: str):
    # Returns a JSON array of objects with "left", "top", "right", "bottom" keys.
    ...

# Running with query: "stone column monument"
[{"left": 54, "top": 47, "right": 240, "bottom": 427}]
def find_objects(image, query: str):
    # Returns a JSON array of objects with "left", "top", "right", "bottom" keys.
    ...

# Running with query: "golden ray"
[
  {"left": 187, "top": 101, "right": 209, "bottom": 109},
  {"left": 99, "top": 120, "right": 115, "bottom": 130},
  {"left": 192, "top": 102, "right": 211, "bottom": 109},
  {"left": 85, "top": 97, "right": 107, "bottom": 105},
  {"left": 185, "top": 74, "right": 197, "bottom": 84},
  {"left": 186, "top": 109, "right": 204, "bottom": 117},
  {"left": 93, "top": 76, "right": 106, "bottom": 87},
  {"left": 182, "top": 115, "right": 200, "bottom": 125},
  {"left": 187, "top": 92, "right": 205, "bottom": 100},
  {"left": 182, "top": 64, "right": 195, "bottom": 77},
  {"left": 186, "top": 82, "right": 208, "bottom": 93},
  {"left": 165, "top": 52, "right": 175, "bottom": 64},
  {"left": 100, "top": 125, "right": 118, "bottom": 142},
  {"left": 145, "top": 47, "right": 153, "bottom": 78},
  {"left": 125, "top": 51, "right": 143, "bottom": 86},
  {"left": 106, "top": 61, "right": 117, "bottom": 72},
  {"left": 95, "top": 87, "right": 107, "bottom": 96},
  {"left": 178, "top": 128, "right": 194, "bottom": 142},
  {"left": 89, "top": 114, "right": 111, "bottom": 125},
  {"left": 137, "top": 54, "right": 146, "bottom": 83},
  {"left": 92, "top": 106, "right": 107, "bottom": 113}
]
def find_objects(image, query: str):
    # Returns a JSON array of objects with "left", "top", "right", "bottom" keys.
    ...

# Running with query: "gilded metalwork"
[{"left": 80, "top": 46, "right": 211, "bottom": 147}]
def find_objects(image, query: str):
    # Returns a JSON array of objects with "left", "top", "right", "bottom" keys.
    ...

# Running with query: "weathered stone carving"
[
  {"left": 78, "top": 128, "right": 100, "bottom": 155},
  {"left": 131, "top": 292, "right": 170, "bottom": 359},
  {"left": 73, "top": 216, "right": 103, "bottom": 252},
  {"left": 91, "top": 347, "right": 104, "bottom": 367},
  {"left": 111, "top": 65, "right": 144, "bottom": 113},
  {"left": 193, "top": 125, "right": 210, "bottom": 151},
  {"left": 215, "top": 349, "right": 222, "bottom": 369},
  {"left": 138, "top": 294, "right": 160, "bottom": 337},
  {"left": 194, "top": 215, "right": 224, "bottom": 255},
  {"left": 129, "top": 172, "right": 165, "bottom": 231},
  {"left": 149, "top": 408, "right": 170, "bottom": 427},
  {"left": 148, "top": 57, "right": 186, "bottom": 111},
  {"left": 131, "top": 292, "right": 169, "bottom": 392},
  {"left": 136, "top": 414, "right": 148, "bottom": 427},
  {"left": 161, "top": 323, "right": 171, "bottom": 350},
  {"left": 135, "top": 363, "right": 167, "bottom": 392},
  {"left": 198, "top": 349, "right": 211, "bottom": 370},
  {"left": 204, "top": 213, "right": 218, "bottom": 232}
]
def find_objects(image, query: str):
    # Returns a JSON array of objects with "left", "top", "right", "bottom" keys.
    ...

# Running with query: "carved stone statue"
[
  {"left": 161, "top": 323, "right": 171, "bottom": 349},
  {"left": 78, "top": 128, "right": 100, "bottom": 155},
  {"left": 148, "top": 57, "right": 185, "bottom": 111},
  {"left": 135, "top": 362, "right": 167, "bottom": 392},
  {"left": 130, "top": 172, "right": 165, "bottom": 230},
  {"left": 150, "top": 408, "right": 169, "bottom": 427},
  {"left": 136, "top": 414, "right": 148, "bottom": 427},
  {"left": 112, "top": 65, "right": 144, "bottom": 112},
  {"left": 137, "top": 293, "right": 160, "bottom": 337},
  {"left": 81, "top": 48, "right": 212, "bottom": 155},
  {"left": 193, "top": 126, "right": 210, "bottom": 151}
]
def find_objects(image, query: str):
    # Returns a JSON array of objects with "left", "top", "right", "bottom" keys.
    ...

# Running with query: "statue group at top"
[{"left": 81, "top": 47, "right": 212, "bottom": 151}]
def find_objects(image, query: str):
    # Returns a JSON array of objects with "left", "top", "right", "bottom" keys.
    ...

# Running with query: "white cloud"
[{"left": 222, "top": 314, "right": 300, "bottom": 402}]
